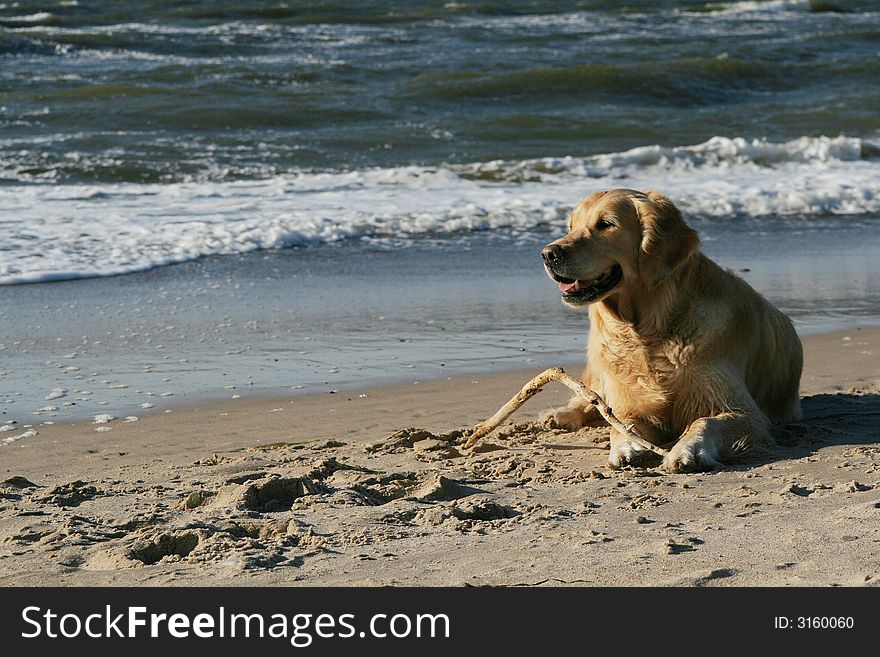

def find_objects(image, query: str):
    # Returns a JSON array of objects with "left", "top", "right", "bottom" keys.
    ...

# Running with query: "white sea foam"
[
  {"left": 2, "top": 429, "right": 37, "bottom": 446},
  {"left": 45, "top": 388, "right": 67, "bottom": 400},
  {"left": 5, "top": 12, "right": 54, "bottom": 22},
  {"left": 1, "top": 134, "right": 878, "bottom": 284},
  {"left": 702, "top": 0, "right": 808, "bottom": 16}
]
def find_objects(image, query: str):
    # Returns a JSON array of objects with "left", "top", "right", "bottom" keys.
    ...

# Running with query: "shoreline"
[
  {"left": 10, "top": 312, "right": 880, "bottom": 429},
  {"left": 6, "top": 323, "right": 878, "bottom": 441},
  {"left": 1, "top": 326, "right": 879, "bottom": 586},
  {"left": 4, "top": 216, "right": 880, "bottom": 427}
]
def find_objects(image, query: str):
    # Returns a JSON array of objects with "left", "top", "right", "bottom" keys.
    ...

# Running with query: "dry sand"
[{"left": 1, "top": 328, "right": 879, "bottom": 586}]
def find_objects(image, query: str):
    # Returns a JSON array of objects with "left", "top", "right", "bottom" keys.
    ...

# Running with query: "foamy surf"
[
  {"left": 1, "top": 134, "right": 878, "bottom": 285},
  {"left": 697, "top": 0, "right": 808, "bottom": 16}
]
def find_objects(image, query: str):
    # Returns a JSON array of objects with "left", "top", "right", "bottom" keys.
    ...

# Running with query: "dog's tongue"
[{"left": 559, "top": 280, "right": 579, "bottom": 294}]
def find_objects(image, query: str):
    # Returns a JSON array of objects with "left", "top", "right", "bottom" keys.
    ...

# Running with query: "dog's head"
[{"left": 541, "top": 188, "right": 699, "bottom": 307}]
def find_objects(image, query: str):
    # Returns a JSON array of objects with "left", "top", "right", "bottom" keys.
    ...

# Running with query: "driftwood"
[{"left": 463, "top": 366, "right": 669, "bottom": 456}]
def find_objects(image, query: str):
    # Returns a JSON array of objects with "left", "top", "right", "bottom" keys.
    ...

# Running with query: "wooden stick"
[{"left": 463, "top": 366, "right": 668, "bottom": 456}]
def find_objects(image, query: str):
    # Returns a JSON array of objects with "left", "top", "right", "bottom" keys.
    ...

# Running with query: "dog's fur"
[{"left": 541, "top": 189, "right": 802, "bottom": 472}]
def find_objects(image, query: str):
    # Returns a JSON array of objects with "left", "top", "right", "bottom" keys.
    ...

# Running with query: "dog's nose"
[{"left": 541, "top": 244, "right": 563, "bottom": 265}]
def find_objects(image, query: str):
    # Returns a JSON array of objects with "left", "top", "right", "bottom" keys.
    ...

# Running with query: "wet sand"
[{"left": 4, "top": 218, "right": 879, "bottom": 425}]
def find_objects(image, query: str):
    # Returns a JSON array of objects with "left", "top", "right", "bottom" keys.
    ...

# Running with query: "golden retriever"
[{"left": 541, "top": 188, "right": 802, "bottom": 472}]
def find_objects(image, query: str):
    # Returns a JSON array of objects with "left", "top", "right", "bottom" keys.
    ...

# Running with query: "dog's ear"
[{"left": 634, "top": 190, "right": 699, "bottom": 289}]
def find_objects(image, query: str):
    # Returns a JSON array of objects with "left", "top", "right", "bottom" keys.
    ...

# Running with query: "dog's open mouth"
[{"left": 553, "top": 264, "right": 622, "bottom": 304}]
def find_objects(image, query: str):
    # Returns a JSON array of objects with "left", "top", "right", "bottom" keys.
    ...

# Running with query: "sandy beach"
[{"left": 2, "top": 327, "right": 878, "bottom": 587}]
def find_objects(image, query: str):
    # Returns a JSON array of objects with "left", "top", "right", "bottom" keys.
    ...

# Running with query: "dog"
[{"left": 541, "top": 188, "right": 802, "bottom": 472}]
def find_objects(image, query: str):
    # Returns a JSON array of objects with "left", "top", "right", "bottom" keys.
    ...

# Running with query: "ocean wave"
[
  {"left": 459, "top": 135, "right": 872, "bottom": 182},
  {"left": 1, "top": 134, "right": 878, "bottom": 284},
  {"left": 0, "top": 29, "right": 58, "bottom": 55},
  {"left": 695, "top": 0, "right": 809, "bottom": 15},
  {"left": 696, "top": 0, "right": 879, "bottom": 17},
  {"left": 0, "top": 2, "right": 613, "bottom": 30},
  {"left": 0, "top": 11, "right": 54, "bottom": 25},
  {"left": 408, "top": 55, "right": 789, "bottom": 104},
  {"left": 406, "top": 47, "right": 878, "bottom": 108}
]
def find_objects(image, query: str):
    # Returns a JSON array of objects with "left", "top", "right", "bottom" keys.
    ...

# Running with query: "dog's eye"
[{"left": 595, "top": 218, "right": 614, "bottom": 231}]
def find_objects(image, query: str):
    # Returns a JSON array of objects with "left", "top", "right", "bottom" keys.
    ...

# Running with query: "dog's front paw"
[
  {"left": 542, "top": 405, "right": 589, "bottom": 432},
  {"left": 608, "top": 438, "right": 662, "bottom": 469},
  {"left": 662, "top": 436, "right": 722, "bottom": 473}
]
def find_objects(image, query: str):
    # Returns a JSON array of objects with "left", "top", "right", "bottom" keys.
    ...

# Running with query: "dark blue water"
[{"left": 2, "top": 0, "right": 879, "bottom": 183}]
